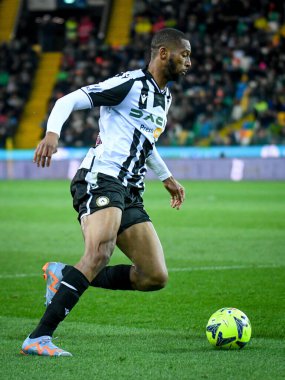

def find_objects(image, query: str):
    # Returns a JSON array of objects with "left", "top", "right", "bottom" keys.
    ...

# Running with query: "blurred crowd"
[
  {"left": 132, "top": 0, "right": 285, "bottom": 147},
  {"left": 0, "top": 39, "right": 38, "bottom": 147},
  {"left": 1, "top": 0, "right": 285, "bottom": 148}
]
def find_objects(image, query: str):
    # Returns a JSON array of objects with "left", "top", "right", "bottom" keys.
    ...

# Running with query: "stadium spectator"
[
  {"left": 65, "top": 17, "right": 78, "bottom": 43},
  {"left": 78, "top": 16, "right": 95, "bottom": 45}
]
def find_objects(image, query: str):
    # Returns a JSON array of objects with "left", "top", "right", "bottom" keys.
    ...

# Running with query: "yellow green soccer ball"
[{"left": 206, "top": 307, "right": 252, "bottom": 349}]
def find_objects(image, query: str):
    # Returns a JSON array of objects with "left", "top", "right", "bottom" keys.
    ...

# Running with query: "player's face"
[{"left": 166, "top": 39, "right": 191, "bottom": 81}]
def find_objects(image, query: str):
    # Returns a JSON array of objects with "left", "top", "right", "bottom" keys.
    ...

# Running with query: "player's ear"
[{"left": 159, "top": 46, "right": 169, "bottom": 60}]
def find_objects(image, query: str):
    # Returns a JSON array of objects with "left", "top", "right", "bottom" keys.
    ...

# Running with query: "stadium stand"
[
  {"left": 14, "top": 51, "right": 62, "bottom": 148},
  {"left": 106, "top": 0, "right": 134, "bottom": 46},
  {"left": 0, "top": 0, "right": 284, "bottom": 149},
  {"left": 0, "top": 0, "right": 20, "bottom": 43},
  {"left": 0, "top": 38, "right": 39, "bottom": 148}
]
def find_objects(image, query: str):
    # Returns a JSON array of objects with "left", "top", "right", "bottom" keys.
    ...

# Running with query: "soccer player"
[{"left": 21, "top": 28, "right": 191, "bottom": 356}]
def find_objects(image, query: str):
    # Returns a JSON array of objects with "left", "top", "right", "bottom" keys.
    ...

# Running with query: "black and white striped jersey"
[{"left": 78, "top": 68, "right": 172, "bottom": 189}]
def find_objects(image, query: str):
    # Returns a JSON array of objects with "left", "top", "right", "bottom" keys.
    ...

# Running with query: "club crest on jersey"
[{"left": 96, "top": 196, "right": 110, "bottom": 207}]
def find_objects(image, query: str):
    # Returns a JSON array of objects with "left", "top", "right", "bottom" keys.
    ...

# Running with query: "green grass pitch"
[{"left": 0, "top": 180, "right": 284, "bottom": 379}]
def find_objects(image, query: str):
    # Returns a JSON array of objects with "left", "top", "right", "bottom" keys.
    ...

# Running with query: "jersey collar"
[{"left": 143, "top": 67, "right": 167, "bottom": 94}]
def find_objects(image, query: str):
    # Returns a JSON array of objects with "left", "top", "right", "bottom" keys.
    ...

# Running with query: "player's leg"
[
  {"left": 89, "top": 190, "right": 167, "bottom": 292},
  {"left": 22, "top": 172, "right": 123, "bottom": 355},
  {"left": 75, "top": 207, "right": 122, "bottom": 281},
  {"left": 41, "top": 219, "right": 166, "bottom": 305},
  {"left": 42, "top": 191, "right": 166, "bottom": 294},
  {"left": 26, "top": 207, "right": 120, "bottom": 329},
  {"left": 41, "top": 169, "right": 123, "bottom": 304},
  {"left": 116, "top": 221, "right": 168, "bottom": 291},
  {"left": 79, "top": 219, "right": 167, "bottom": 292},
  {"left": 22, "top": 207, "right": 121, "bottom": 356}
]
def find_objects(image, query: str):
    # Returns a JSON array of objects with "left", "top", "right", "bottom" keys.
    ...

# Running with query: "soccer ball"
[{"left": 206, "top": 307, "right": 252, "bottom": 349}]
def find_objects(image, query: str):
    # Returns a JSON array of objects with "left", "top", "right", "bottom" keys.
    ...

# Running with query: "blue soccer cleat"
[
  {"left": 42, "top": 262, "right": 66, "bottom": 307},
  {"left": 21, "top": 336, "right": 72, "bottom": 357}
]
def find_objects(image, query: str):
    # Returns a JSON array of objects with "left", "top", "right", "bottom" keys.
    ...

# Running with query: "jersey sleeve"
[
  {"left": 146, "top": 145, "right": 172, "bottom": 181},
  {"left": 81, "top": 72, "right": 135, "bottom": 107},
  {"left": 46, "top": 89, "right": 92, "bottom": 137}
]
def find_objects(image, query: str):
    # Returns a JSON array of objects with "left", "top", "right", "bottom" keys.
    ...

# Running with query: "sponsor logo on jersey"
[
  {"left": 139, "top": 124, "right": 153, "bottom": 133},
  {"left": 153, "top": 127, "right": 163, "bottom": 139},
  {"left": 129, "top": 108, "right": 166, "bottom": 128},
  {"left": 96, "top": 196, "right": 110, "bottom": 207}
]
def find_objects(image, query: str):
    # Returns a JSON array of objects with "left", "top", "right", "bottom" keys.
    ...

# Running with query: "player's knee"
[
  {"left": 153, "top": 270, "right": 168, "bottom": 289},
  {"left": 141, "top": 269, "right": 168, "bottom": 291},
  {"left": 84, "top": 239, "right": 116, "bottom": 271},
  {"left": 91, "top": 252, "right": 110, "bottom": 269}
]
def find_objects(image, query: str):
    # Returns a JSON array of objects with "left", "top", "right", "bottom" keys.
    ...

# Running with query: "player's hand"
[
  {"left": 163, "top": 176, "right": 185, "bottom": 210},
  {"left": 33, "top": 132, "right": 59, "bottom": 167}
]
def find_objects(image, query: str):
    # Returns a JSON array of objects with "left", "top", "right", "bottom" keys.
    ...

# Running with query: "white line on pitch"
[
  {"left": 0, "top": 264, "right": 283, "bottom": 279},
  {"left": 0, "top": 273, "right": 39, "bottom": 279},
  {"left": 169, "top": 264, "right": 283, "bottom": 272}
]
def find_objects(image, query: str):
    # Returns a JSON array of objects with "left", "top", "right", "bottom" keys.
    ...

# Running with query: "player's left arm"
[{"left": 146, "top": 146, "right": 185, "bottom": 210}]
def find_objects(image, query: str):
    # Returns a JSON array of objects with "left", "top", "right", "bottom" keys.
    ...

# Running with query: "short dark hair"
[{"left": 151, "top": 28, "right": 187, "bottom": 54}]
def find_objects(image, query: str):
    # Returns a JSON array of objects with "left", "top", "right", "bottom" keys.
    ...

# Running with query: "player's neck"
[{"left": 147, "top": 63, "right": 167, "bottom": 90}]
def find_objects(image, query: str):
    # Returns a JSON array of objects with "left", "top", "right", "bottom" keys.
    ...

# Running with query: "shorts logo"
[{"left": 96, "top": 196, "right": 110, "bottom": 207}]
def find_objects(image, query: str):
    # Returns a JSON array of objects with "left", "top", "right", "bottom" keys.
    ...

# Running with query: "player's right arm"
[
  {"left": 34, "top": 72, "right": 134, "bottom": 167},
  {"left": 34, "top": 89, "right": 91, "bottom": 167}
]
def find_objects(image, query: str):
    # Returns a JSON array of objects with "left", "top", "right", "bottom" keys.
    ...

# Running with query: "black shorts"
[{"left": 70, "top": 169, "right": 151, "bottom": 235}]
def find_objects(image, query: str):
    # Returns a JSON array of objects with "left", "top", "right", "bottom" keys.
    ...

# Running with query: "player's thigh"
[
  {"left": 72, "top": 171, "right": 125, "bottom": 279},
  {"left": 116, "top": 221, "right": 167, "bottom": 277},
  {"left": 77, "top": 207, "right": 122, "bottom": 281},
  {"left": 81, "top": 207, "right": 122, "bottom": 251}
]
